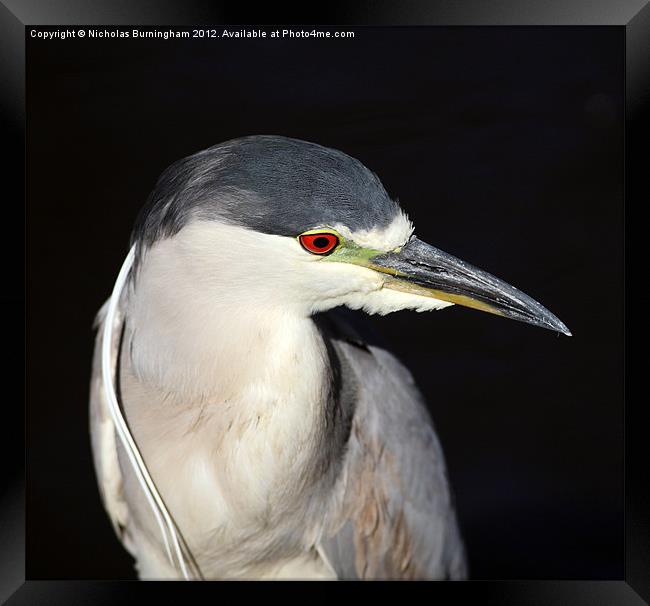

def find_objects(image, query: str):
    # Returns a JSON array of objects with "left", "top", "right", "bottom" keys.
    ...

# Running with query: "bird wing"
[
  {"left": 88, "top": 299, "right": 136, "bottom": 556},
  {"left": 317, "top": 311, "right": 468, "bottom": 580}
]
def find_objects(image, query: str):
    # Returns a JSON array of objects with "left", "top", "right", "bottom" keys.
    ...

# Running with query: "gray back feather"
[{"left": 318, "top": 311, "right": 468, "bottom": 580}]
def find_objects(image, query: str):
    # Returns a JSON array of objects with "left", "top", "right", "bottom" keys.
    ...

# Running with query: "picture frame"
[{"left": 4, "top": 1, "right": 646, "bottom": 602}]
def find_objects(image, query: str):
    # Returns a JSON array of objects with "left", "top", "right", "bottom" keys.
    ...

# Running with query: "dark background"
[{"left": 27, "top": 26, "right": 623, "bottom": 579}]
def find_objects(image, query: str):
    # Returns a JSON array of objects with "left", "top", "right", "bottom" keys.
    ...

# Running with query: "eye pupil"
[{"left": 313, "top": 237, "right": 329, "bottom": 249}]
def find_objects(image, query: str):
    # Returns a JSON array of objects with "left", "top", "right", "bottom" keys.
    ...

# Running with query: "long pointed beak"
[{"left": 368, "top": 237, "right": 571, "bottom": 335}]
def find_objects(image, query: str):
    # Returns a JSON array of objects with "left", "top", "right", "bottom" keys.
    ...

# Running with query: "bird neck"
[
  {"left": 118, "top": 294, "right": 347, "bottom": 546},
  {"left": 125, "top": 287, "right": 328, "bottom": 407},
  {"left": 114, "top": 238, "right": 355, "bottom": 552}
]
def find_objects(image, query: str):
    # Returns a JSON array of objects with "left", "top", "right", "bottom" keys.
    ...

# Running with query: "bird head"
[{"left": 130, "top": 135, "right": 570, "bottom": 335}]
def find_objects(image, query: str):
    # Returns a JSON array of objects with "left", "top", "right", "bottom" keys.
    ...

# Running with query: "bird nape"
[{"left": 90, "top": 135, "right": 570, "bottom": 581}]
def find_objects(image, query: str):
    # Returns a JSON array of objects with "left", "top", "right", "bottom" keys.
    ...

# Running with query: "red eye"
[{"left": 299, "top": 233, "right": 339, "bottom": 255}]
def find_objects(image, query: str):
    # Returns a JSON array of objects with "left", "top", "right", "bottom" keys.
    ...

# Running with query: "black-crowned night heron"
[{"left": 90, "top": 135, "right": 570, "bottom": 580}]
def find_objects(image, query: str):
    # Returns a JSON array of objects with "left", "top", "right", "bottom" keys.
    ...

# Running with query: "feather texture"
[
  {"left": 318, "top": 313, "right": 467, "bottom": 579},
  {"left": 90, "top": 301, "right": 467, "bottom": 579}
]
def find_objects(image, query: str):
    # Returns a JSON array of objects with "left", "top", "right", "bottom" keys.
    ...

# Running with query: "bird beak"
[{"left": 367, "top": 237, "right": 571, "bottom": 335}]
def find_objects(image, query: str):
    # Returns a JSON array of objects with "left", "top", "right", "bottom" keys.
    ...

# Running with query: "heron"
[{"left": 90, "top": 135, "right": 570, "bottom": 580}]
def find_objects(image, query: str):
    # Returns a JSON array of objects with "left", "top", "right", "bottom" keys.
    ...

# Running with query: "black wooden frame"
[{"left": 4, "top": 1, "right": 646, "bottom": 603}]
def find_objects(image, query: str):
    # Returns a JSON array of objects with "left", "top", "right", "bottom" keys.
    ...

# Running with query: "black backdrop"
[{"left": 26, "top": 26, "right": 623, "bottom": 579}]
